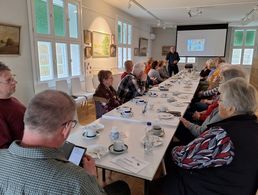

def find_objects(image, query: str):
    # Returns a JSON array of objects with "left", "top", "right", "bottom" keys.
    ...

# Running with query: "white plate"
[
  {"left": 142, "top": 135, "right": 163, "bottom": 147},
  {"left": 167, "top": 97, "right": 177, "bottom": 103},
  {"left": 172, "top": 91, "right": 181, "bottom": 96},
  {"left": 84, "top": 123, "right": 104, "bottom": 131},
  {"left": 109, "top": 144, "right": 128, "bottom": 154},
  {"left": 178, "top": 94, "right": 189, "bottom": 99},
  {"left": 87, "top": 144, "right": 108, "bottom": 159},
  {"left": 150, "top": 129, "right": 165, "bottom": 137},
  {"left": 158, "top": 113, "right": 174, "bottom": 120},
  {"left": 82, "top": 131, "right": 100, "bottom": 139}
]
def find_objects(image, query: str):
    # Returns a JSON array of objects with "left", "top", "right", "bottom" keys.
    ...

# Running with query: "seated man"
[
  {"left": 121, "top": 60, "right": 133, "bottom": 80},
  {"left": 117, "top": 62, "right": 147, "bottom": 103},
  {"left": 0, "top": 61, "right": 26, "bottom": 148},
  {"left": 0, "top": 90, "right": 130, "bottom": 195}
]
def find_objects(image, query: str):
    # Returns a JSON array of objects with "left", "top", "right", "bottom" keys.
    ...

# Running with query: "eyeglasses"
[
  {"left": 61, "top": 120, "right": 78, "bottom": 128},
  {"left": 0, "top": 74, "right": 16, "bottom": 84}
]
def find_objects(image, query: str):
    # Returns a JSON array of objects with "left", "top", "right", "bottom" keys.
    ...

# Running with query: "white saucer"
[
  {"left": 116, "top": 106, "right": 132, "bottom": 113},
  {"left": 109, "top": 144, "right": 128, "bottom": 154},
  {"left": 158, "top": 113, "right": 174, "bottom": 120},
  {"left": 167, "top": 97, "right": 177, "bottom": 103},
  {"left": 142, "top": 135, "right": 163, "bottom": 146},
  {"left": 150, "top": 129, "right": 165, "bottom": 137},
  {"left": 82, "top": 131, "right": 100, "bottom": 139},
  {"left": 120, "top": 112, "right": 133, "bottom": 118}
]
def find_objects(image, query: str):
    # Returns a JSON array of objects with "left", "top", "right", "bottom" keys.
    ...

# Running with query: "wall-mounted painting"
[
  {"left": 0, "top": 23, "right": 21, "bottom": 55},
  {"left": 110, "top": 44, "right": 116, "bottom": 57},
  {"left": 92, "top": 31, "right": 110, "bottom": 58},
  {"left": 162, "top": 46, "right": 170, "bottom": 56},
  {"left": 134, "top": 48, "right": 139, "bottom": 56},
  {"left": 139, "top": 37, "right": 148, "bottom": 56},
  {"left": 84, "top": 30, "right": 92, "bottom": 47}
]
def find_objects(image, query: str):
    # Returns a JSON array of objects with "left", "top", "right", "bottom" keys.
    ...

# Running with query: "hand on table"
[
  {"left": 179, "top": 117, "right": 190, "bottom": 128},
  {"left": 83, "top": 154, "right": 97, "bottom": 177}
]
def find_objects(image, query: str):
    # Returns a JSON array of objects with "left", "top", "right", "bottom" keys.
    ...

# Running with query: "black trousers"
[
  {"left": 104, "top": 180, "right": 131, "bottom": 195},
  {"left": 168, "top": 64, "right": 179, "bottom": 76}
]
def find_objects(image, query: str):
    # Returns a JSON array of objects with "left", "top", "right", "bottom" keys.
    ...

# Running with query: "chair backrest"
[
  {"left": 85, "top": 75, "right": 95, "bottom": 93},
  {"left": 56, "top": 80, "right": 69, "bottom": 95},
  {"left": 94, "top": 100, "right": 106, "bottom": 119},
  {"left": 71, "top": 77, "right": 82, "bottom": 95},
  {"left": 35, "top": 82, "right": 48, "bottom": 94},
  {"left": 92, "top": 75, "right": 100, "bottom": 89},
  {"left": 112, "top": 73, "right": 121, "bottom": 91}
]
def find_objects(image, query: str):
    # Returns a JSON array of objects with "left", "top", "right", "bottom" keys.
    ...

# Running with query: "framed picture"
[
  {"left": 111, "top": 34, "right": 115, "bottom": 44},
  {"left": 84, "top": 30, "right": 92, "bottom": 47},
  {"left": 110, "top": 44, "right": 116, "bottom": 57},
  {"left": 0, "top": 23, "right": 21, "bottom": 55},
  {"left": 162, "top": 46, "right": 170, "bottom": 56},
  {"left": 134, "top": 48, "right": 139, "bottom": 56},
  {"left": 92, "top": 31, "right": 110, "bottom": 58},
  {"left": 139, "top": 37, "right": 148, "bottom": 56},
  {"left": 84, "top": 47, "right": 92, "bottom": 58}
]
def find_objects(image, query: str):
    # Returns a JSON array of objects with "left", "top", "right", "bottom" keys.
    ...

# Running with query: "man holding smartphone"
[{"left": 0, "top": 90, "right": 130, "bottom": 195}]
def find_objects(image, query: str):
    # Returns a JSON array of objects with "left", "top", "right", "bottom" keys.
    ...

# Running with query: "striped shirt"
[{"left": 0, "top": 141, "right": 106, "bottom": 195}]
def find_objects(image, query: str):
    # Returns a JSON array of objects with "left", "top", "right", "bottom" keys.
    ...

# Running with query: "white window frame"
[
  {"left": 229, "top": 27, "right": 257, "bottom": 67},
  {"left": 117, "top": 17, "right": 132, "bottom": 70},
  {"left": 28, "top": 0, "right": 83, "bottom": 84},
  {"left": 179, "top": 57, "right": 196, "bottom": 64}
]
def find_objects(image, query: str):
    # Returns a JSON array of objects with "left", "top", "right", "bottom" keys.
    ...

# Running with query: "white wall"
[
  {"left": 82, "top": 0, "right": 151, "bottom": 75},
  {"left": 0, "top": 0, "right": 34, "bottom": 105}
]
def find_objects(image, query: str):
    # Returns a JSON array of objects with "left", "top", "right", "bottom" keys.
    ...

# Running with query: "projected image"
[{"left": 187, "top": 39, "right": 205, "bottom": 52}]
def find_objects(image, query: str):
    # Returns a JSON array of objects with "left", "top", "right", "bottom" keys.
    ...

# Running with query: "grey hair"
[
  {"left": 219, "top": 78, "right": 257, "bottom": 114},
  {"left": 0, "top": 61, "right": 11, "bottom": 74},
  {"left": 132, "top": 62, "right": 145, "bottom": 76},
  {"left": 221, "top": 66, "right": 247, "bottom": 82},
  {"left": 24, "top": 90, "right": 76, "bottom": 134}
]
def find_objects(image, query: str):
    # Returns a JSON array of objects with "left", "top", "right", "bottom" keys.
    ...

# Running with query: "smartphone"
[
  {"left": 68, "top": 145, "right": 86, "bottom": 166},
  {"left": 61, "top": 141, "right": 86, "bottom": 166}
]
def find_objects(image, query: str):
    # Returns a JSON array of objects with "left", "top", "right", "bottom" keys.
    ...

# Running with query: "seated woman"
[
  {"left": 158, "top": 60, "right": 170, "bottom": 79},
  {"left": 93, "top": 70, "right": 121, "bottom": 118},
  {"left": 152, "top": 77, "right": 258, "bottom": 195},
  {"left": 148, "top": 61, "right": 164, "bottom": 83},
  {"left": 199, "top": 58, "right": 215, "bottom": 81}
]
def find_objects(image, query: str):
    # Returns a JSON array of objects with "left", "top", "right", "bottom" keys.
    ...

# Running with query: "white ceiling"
[{"left": 103, "top": 0, "right": 258, "bottom": 27}]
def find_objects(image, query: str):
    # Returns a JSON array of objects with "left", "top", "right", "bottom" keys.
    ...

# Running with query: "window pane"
[
  {"left": 118, "top": 21, "right": 122, "bottom": 44},
  {"left": 123, "top": 48, "right": 127, "bottom": 65},
  {"left": 127, "top": 48, "right": 132, "bottom": 60},
  {"left": 53, "top": 0, "right": 65, "bottom": 37},
  {"left": 56, "top": 43, "right": 68, "bottom": 78},
  {"left": 187, "top": 57, "right": 196, "bottom": 63},
  {"left": 118, "top": 47, "right": 123, "bottom": 69},
  {"left": 245, "top": 30, "right": 256, "bottom": 47},
  {"left": 179, "top": 57, "right": 186, "bottom": 63},
  {"left": 68, "top": 3, "right": 78, "bottom": 38},
  {"left": 233, "top": 30, "right": 243, "bottom": 46},
  {"left": 34, "top": 0, "right": 50, "bottom": 34},
  {"left": 231, "top": 49, "right": 242, "bottom": 64},
  {"left": 243, "top": 48, "right": 253, "bottom": 65},
  {"left": 37, "top": 41, "right": 53, "bottom": 81},
  {"left": 70, "top": 44, "right": 80, "bottom": 76},
  {"left": 123, "top": 23, "right": 127, "bottom": 44},
  {"left": 128, "top": 24, "right": 132, "bottom": 45}
]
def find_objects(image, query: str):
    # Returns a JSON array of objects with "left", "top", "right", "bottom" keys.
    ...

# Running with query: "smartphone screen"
[{"left": 68, "top": 146, "right": 86, "bottom": 165}]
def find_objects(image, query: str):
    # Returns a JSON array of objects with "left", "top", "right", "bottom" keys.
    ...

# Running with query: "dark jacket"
[{"left": 174, "top": 114, "right": 258, "bottom": 195}]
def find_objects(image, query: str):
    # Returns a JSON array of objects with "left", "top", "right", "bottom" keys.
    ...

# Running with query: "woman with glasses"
[
  {"left": 151, "top": 78, "right": 258, "bottom": 195},
  {"left": 93, "top": 70, "right": 121, "bottom": 118},
  {"left": 0, "top": 62, "right": 26, "bottom": 149}
]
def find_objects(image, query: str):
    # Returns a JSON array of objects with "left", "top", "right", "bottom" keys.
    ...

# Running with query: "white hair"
[
  {"left": 132, "top": 62, "right": 145, "bottom": 76},
  {"left": 221, "top": 66, "right": 247, "bottom": 82},
  {"left": 219, "top": 78, "right": 257, "bottom": 114}
]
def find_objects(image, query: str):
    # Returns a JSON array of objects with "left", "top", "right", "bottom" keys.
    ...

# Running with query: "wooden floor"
[{"left": 77, "top": 102, "right": 144, "bottom": 195}]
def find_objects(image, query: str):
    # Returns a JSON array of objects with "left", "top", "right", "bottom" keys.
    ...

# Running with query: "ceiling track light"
[{"left": 187, "top": 8, "right": 203, "bottom": 18}]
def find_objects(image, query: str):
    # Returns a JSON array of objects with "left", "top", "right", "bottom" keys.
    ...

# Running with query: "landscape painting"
[{"left": 92, "top": 31, "right": 110, "bottom": 57}]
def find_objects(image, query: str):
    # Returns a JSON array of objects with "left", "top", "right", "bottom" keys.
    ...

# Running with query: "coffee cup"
[
  {"left": 121, "top": 110, "right": 132, "bottom": 118},
  {"left": 136, "top": 99, "right": 145, "bottom": 104},
  {"left": 113, "top": 140, "right": 125, "bottom": 152},
  {"left": 83, "top": 128, "right": 96, "bottom": 137},
  {"left": 110, "top": 127, "right": 120, "bottom": 140},
  {"left": 159, "top": 106, "right": 167, "bottom": 112},
  {"left": 152, "top": 125, "right": 162, "bottom": 135}
]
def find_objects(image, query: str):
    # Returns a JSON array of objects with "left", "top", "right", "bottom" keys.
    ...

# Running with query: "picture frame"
[
  {"left": 110, "top": 44, "right": 116, "bottom": 57},
  {"left": 92, "top": 31, "right": 110, "bottom": 58},
  {"left": 0, "top": 23, "right": 21, "bottom": 55},
  {"left": 162, "top": 46, "right": 171, "bottom": 56},
  {"left": 84, "top": 30, "right": 92, "bottom": 47},
  {"left": 134, "top": 48, "right": 139, "bottom": 56},
  {"left": 111, "top": 34, "right": 115, "bottom": 45},
  {"left": 139, "top": 37, "right": 148, "bottom": 56},
  {"left": 84, "top": 47, "right": 92, "bottom": 58}
]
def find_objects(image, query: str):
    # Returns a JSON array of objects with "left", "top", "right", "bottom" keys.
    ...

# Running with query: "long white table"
[{"left": 67, "top": 70, "right": 200, "bottom": 194}]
